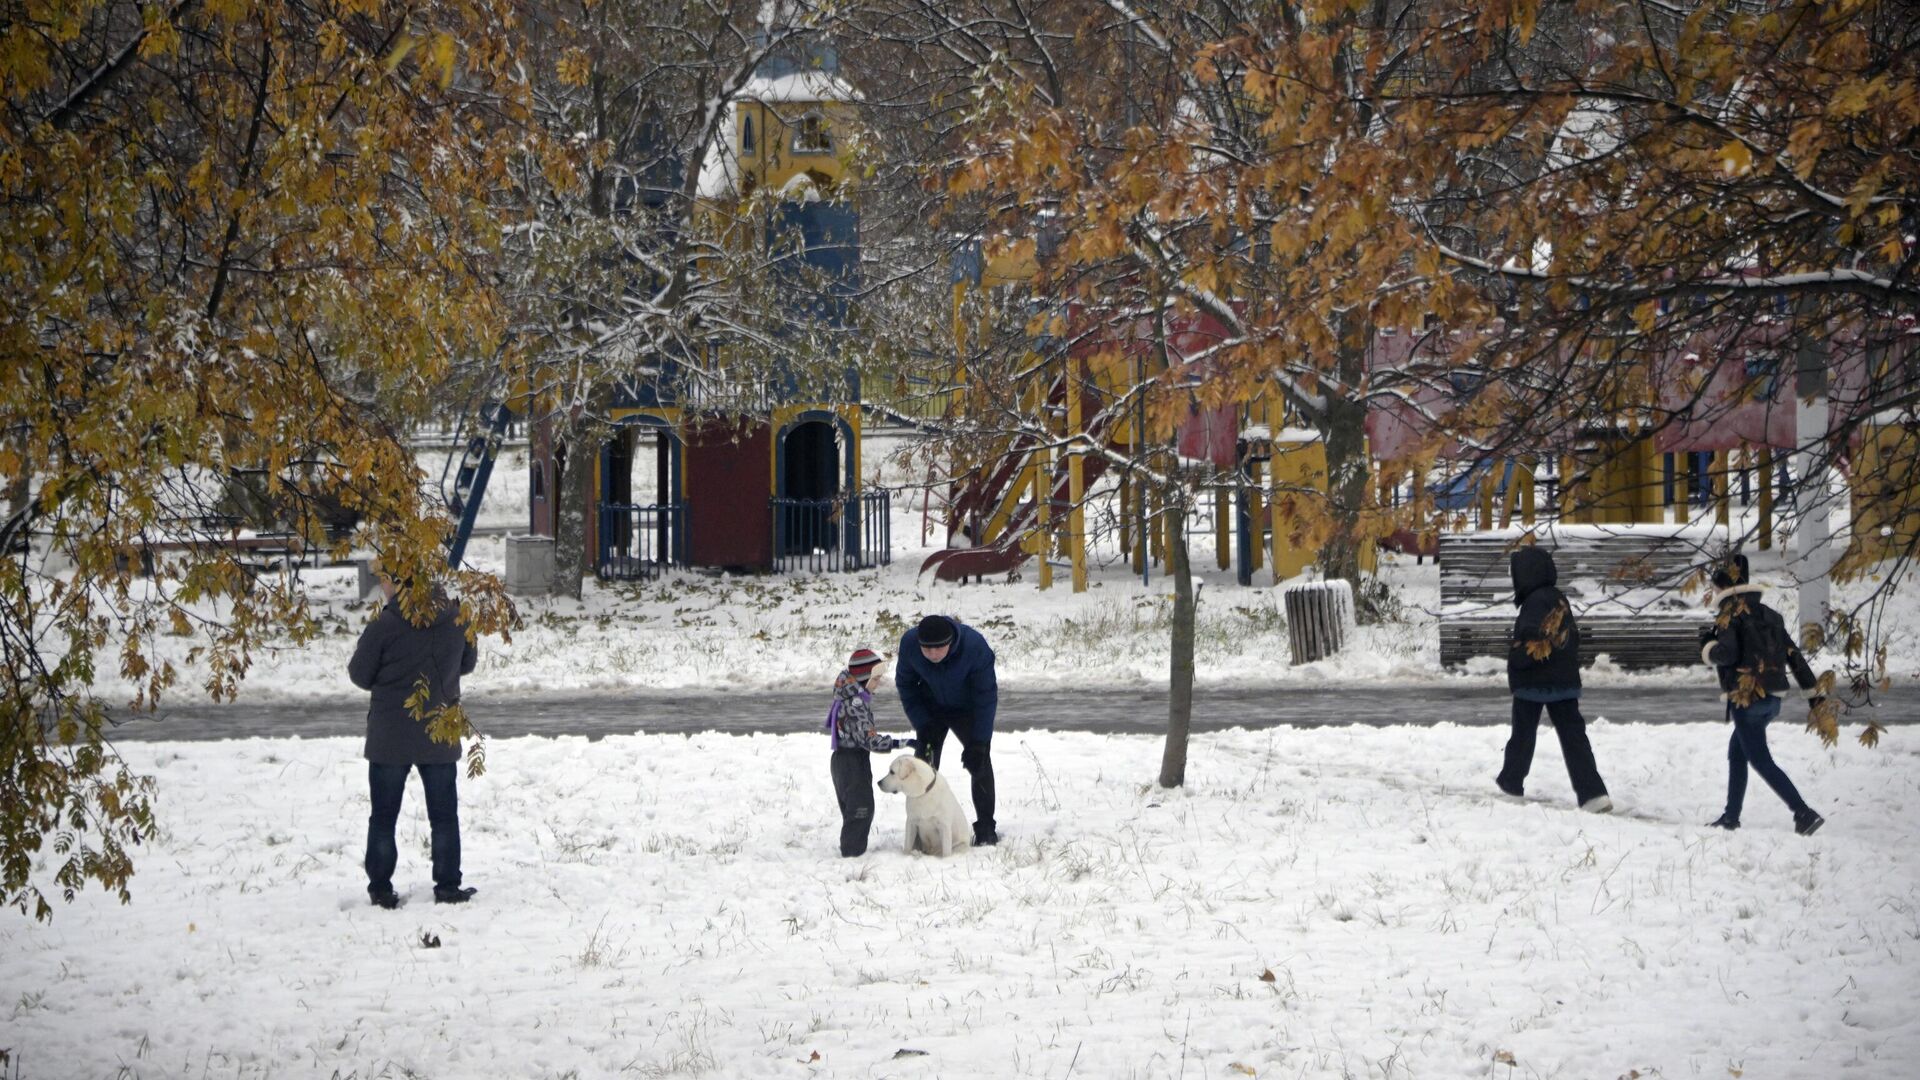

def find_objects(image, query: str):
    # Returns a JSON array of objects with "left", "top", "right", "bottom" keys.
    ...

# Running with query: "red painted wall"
[{"left": 684, "top": 419, "right": 773, "bottom": 570}]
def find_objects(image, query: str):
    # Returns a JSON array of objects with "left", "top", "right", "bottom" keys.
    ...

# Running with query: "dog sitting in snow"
[{"left": 876, "top": 754, "right": 972, "bottom": 857}]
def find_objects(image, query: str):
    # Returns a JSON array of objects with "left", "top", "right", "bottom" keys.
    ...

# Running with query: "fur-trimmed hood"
[{"left": 1708, "top": 582, "right": 1765, "bottom": 611}]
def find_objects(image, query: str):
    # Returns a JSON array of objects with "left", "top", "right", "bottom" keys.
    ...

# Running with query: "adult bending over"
[{"left": 895, "top": 614, "right": 1000, "bottom": 845}]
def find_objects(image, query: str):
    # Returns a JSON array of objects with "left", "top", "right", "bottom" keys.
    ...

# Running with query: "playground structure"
[
  {"left": 920, "top": 245, "right": 1920, "bottom": 606},
  {"left": 919, "top": 237, "right": 1391, "bottom": 589},
  {"left": 518, "top": 40, "right": 889, "bottom": 581}
]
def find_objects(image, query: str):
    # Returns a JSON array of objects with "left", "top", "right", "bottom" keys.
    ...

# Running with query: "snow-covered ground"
[
  {"left": 38, "top": 428, "right": 1904, "bottom": 708},
  {"left": 5, "top": 723, "right": 1916, "bottom": 1078}
]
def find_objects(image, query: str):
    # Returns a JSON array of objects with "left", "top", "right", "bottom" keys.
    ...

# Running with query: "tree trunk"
[
  {"left": 551, "top": 429, "right": 592, "bottom": 599},
  {"left": 1159, "top": 494, "right": 1194, "bottom": 789},
  {"left": 1320, "top": 321, "right": 1373, "bottom": 589}
]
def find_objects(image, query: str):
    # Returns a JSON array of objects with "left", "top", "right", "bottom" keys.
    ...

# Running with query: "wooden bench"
[{"left": 1438, "top": 530, "right": 1712, "bottom": 670}]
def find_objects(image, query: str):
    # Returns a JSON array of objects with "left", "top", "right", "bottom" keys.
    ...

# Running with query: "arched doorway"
[
  {"left": 774, "top": 412, "right": 855, "bottom": 563},
  {"left": 598, "top": 417, "right": 684, "bottom": 579}
]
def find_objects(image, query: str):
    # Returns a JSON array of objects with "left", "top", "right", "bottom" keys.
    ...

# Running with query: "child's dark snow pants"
[{"left": 831, "top": 749, "right": 876, "bottom": 856}]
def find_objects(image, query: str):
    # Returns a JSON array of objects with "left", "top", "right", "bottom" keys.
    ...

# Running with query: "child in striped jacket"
[{"left": 825, "top": 648, "right": 909, "bottom": 856}]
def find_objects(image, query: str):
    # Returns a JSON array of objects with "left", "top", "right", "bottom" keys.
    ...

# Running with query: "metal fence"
[
  {"left": 596, "top": 502, "right": 688, "bottom": 581},
  {"left": 771, "top": 490, "right": 891, "bottom": 573}
]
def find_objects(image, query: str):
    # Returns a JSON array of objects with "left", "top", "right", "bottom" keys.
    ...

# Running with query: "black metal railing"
[
  {"left": 771, "top": 490, "right": 891, "bottom": 573},
  {"left": 597, "top": 502, "right": 688, "bottom": 581}
]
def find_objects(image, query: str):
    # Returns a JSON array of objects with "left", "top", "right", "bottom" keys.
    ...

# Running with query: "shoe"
[
  {"left": 369, "top": 888, "right": 401, "bottom": 910},
  {"left": 1708, "top": 813, "right": 1741, "bottom": 830},
  {"left": 1793, "top": 809, "right": 1825, "bottom": 837},
  {"left": 1581, "top": 795, "right": 1614, "bottom": 814},
  {"left": 972, "top": 825, "right": 999, "bottom": 846},
  {"left": 433, "top": 886, "right": 477, "bottom": 904},
  {"left": 1495, "top": 777, "right": 1524, "bottom": 799}
]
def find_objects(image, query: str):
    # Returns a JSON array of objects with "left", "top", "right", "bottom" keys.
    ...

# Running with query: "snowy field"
[
  {"left": 61, "top": 429, "right": 1913, "bottom": 711},
  {"left": 5, "top": 723, "right": 1917, "bottom": 1079}
]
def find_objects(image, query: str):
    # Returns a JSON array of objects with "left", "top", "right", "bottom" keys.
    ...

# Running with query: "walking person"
[
  {"left": 895, "top": 615, "right": 1001, "bottom": 845},
  {"left": 824, "top": 647, "right": 910, "bottom": 857},
  {"left": 1495, "top": 546, "right": 1613, "bottom": 813},
  {"left": 348, "top": 571, "right": 479, "bottom": 908},
  {"left": 1700, "top": 553, "right": 1827, "bottom": 835}
]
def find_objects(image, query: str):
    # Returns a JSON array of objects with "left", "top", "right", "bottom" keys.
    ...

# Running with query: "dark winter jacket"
[
  {"left": 348, "top": 593, "right": 478, "bottom": 765},
  {"left": 825, "top": 671, "right": 903, "bottom": 752},
  {"left": 1507, "top": 547, "right": 1582, "bottom": 695},
  {"left": 895, "top": 620, "right": 998, "bottom": 740},
  {"left": 1702, "top": 584, "right": 1819, "bottom": 705}
]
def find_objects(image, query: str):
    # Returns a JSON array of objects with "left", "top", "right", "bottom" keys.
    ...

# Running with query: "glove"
[
  {"left": 898, "top": 737, "right": 920, "bottom": 752},
  {"left": 1697, "top": 625, "right": 1717, "bottom": 648}
]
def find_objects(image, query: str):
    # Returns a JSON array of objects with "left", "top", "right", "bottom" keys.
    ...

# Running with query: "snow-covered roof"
[
  {"left": 696, "top": 106, "right": 742, "bottom": 199},
  {"left": 1546, "top": 98, "right": 1620, "bottom": 171},
  {"left": 696, "top": 70, "right": 858, "bottom": 200},
  {"left": 739, "top": 70, "right": 861, "bottom": 104}
]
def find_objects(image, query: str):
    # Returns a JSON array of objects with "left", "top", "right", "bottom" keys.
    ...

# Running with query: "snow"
[
  {"left": 4, "top": 724, "right": 1916, "bottom": 1078},
  {"left": 68, "top": 431, "right": 1919, "bottom": 709},
  {"left": 740, "top": 71, "right": 860, "bottom": 104}
]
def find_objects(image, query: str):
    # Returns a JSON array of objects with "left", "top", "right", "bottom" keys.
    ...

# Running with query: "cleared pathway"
[{"left": 108, "top": 684, "right": 1919, "bottom": 742}]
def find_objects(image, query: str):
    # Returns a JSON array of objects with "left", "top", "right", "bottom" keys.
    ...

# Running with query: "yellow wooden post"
[
  {"left": 1675, "top": 451, "right": 1692, "bottom": 523},
  {"left": 1067, "top": 361, "right": 1088, "bottom": 591},
  {"left": 1758, "top": 445, "right": 1774, "bottom": 550},
  {"left": 1641, "top": 440, "right": 1664, "bottom": 524},
  {"left": 1034, "top": 443, "right": 1052, "bottom": 590},
  {"left": 1713, "top": 449, "right": 1730, "bottom": 527},
  {"left": 1499, "top": 461, "right": 1521, "bottom": 528},
  {"left": 1267, "top": 452, "right": 1283, "bottom": 585},
  {"left": 1559, "top": 454, "right": 1584, "bottom": 523},
  {"left": 1248, "top": 460, "right": 1265, "bottom": 573},
  {"left": 1131, "top": 477, "right": 1147, "bottom": 576},
  {"left": 1520, "top": 458, "right": 1537, "bottom": 526},
  {"left": 1149, "top": 482, "right": 1166, "bottom": 570}
]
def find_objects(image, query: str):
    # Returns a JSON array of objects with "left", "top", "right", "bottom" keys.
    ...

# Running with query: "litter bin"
[
  {"left": 504, "top": 535, "right": 555, "bottom": 595},
  {"left": 1282, "top": 580, "right": 1353, "bottom": 664}
]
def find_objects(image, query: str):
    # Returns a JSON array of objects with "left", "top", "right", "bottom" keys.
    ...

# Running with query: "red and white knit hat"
[{"left": 847, "top": 648, "right": 882, "bottom": 676}]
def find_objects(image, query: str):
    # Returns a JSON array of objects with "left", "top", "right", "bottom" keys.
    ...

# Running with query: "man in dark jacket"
[
  {"left": 1700, "top": 553, "right": 1826, "bottom": 836},
  {"left": 1496, "top": 546, "right": 1613, "bottom": 813},
  {"left": 348, "top": 574, "right": 479, "bottom": 907},
  {"left": 895, "top": 614, "right": 1000, "bottom": 845}
]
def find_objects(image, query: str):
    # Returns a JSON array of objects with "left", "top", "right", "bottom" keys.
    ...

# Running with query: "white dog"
[{"left": 877, "top": 754, "right": 972, "bottom": 857}]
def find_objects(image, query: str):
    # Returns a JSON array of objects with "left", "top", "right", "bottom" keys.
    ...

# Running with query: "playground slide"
[{"left": 920, "top": 456, "right": 1109, "bottom": 582}]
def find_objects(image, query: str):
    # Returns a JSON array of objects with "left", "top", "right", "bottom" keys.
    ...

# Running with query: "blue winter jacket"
[{"left": 895, "top": 621, "right": 998, "bottom": 740}]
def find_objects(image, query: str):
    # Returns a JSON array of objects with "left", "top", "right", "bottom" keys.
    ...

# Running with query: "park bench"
[{"left": 1438, "top": 529, "right": 1713, "bottom": 670}]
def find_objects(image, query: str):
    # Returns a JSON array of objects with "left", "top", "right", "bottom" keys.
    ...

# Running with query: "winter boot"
[
  {"left": 1793, "top": 808, "right": 1825, "bottom": 837},
  {"left": 972, "top": 823, "right": 999, "bottom": 846},
  {"left": 1495, "top": 777, "right": 1524, "bottom": 800},
  {"left": 369, "top": 887, "right": 401, "bottom": 910},
  {"left": 1707, "top": 813, "right": 1741, "bottom": 830},
  {"left": 1580, "top": 795, "right": 1614, "bottom": 814},
  {"left": 434, "top": 885, "right": 478, "bottom": 904}
]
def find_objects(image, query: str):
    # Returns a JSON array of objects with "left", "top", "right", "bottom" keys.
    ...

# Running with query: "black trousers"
[
  {"left": 830, "top": 750, "right": 876, "bottom": 857},
  {"left": 1497, "top": 697, "right": 1608, "bottom": 805},
  {"left": 913, "top": 712, "right": 994, "bottom": 834},
  {"left": 366, "top": 761, "right": 460, "bottom": 895}
]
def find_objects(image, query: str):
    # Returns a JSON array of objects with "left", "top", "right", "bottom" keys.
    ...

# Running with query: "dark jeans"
[
  {"left": 366, "top": 761, "right": 461, "bottom": 896},
  {"left": 1497, "top": 697, "right": 1609, "bottom": 805},
  {"left": 830, "top": 750, "right": 875, "bottom": 857},
  {"left": 1724, "top": 697, "right": 1809, "bottom": 819},
  {"left": 913, "top": 712, "right": 995, "bottom": 834}
]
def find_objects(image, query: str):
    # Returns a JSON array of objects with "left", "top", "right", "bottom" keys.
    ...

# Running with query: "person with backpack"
[
  {"left": 1496, "top": 546, "right": 1613, "bottom": 813},
  {"left": 1699, "top": 553, "right": 1828, "bottom": 836}
]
